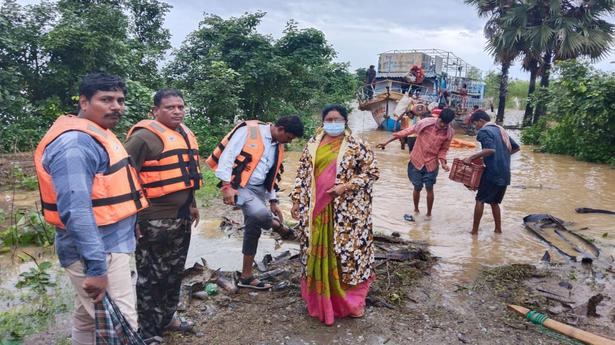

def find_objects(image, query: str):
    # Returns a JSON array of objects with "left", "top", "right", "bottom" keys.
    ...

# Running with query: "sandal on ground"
[
  {"left": 403, "top": 214, "right": 415, "bottom": 222},
  {"left": 164, "top": 317, "right": 194, "bottom": 332},
  {"left": 237, "top": 276, "right": 272, "bottom": 290}
]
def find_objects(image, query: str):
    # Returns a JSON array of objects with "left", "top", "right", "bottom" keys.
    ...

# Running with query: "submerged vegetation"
[{"left": 0, "top": 254, "right": 69, "bottom": 343}]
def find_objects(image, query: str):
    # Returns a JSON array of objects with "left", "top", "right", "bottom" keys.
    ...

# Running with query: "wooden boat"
[
  {"left": 522, "top": 214, "right": 599, "bottom": 261},
  {"left": 357, "top": 49, "right": 485, "bottom": 131}
]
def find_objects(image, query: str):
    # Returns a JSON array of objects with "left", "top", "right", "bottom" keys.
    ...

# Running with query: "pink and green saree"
[{"left": 300, "top": 137, "right": 373, "bottom": 326}]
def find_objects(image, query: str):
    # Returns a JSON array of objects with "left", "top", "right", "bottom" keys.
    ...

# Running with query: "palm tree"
[
  {"left": 530, "top": 0, "right": 614, "bottom": 122},
  {"left": 465, "top": 0, "right": 524, "bottom": 124},
  {"left": 467, "top": 0, "right": 614, "bottom": 125}
]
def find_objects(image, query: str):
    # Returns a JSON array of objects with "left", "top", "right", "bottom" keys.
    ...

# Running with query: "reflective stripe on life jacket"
[
  {"left": 34, "top": 115, "right": 149, "bottom": 228},
  {"left": 126, "top": 120, "right": 203, "bottom": 199},
  {"left": 205, "top": 120, "right": 284, "bottom": 191}
]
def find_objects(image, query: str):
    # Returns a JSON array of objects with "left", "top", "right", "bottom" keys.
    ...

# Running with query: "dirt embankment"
[
  {"left": 0, "top": 153, "right": 34, "bottom": 187},
  {"left": 24, "top": 235, "right": 615, "bottom": 345},
  {"left": 165, "top": 232, "right": 615, "bottom": 345}
]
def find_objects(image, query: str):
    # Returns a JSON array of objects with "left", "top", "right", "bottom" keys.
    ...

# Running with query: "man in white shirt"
[{"left": 207, "top": 116, "right": 304, "bottom": 289}]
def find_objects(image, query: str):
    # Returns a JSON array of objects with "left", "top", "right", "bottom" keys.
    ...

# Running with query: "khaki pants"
[{"left": 65, "top": 253, "right": 137, "bottom": 345}]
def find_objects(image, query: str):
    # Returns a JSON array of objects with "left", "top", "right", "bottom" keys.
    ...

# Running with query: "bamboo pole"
[{"left": 508, "top": 304, "right": 615, "bottom": 345}]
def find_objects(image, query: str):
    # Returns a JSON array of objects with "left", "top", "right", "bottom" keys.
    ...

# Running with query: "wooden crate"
[{"left": 448, "top": 158, "right": 484, "bottom": 189}]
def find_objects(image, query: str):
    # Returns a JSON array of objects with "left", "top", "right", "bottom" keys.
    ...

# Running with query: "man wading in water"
[
  {"left": 463, "top": 111, "right": 519, "bottom": 234},
  {"left": 377, "top": 108, "right": 454, "bottom": 221}
]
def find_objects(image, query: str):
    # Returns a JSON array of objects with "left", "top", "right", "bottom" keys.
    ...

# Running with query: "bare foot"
[
  {"left": 413, "top": 209, "right": 420, "bottom": 215},
  {"left": 424, "top": 215, "right": 432, "bottom": 221},
  {"left": 470, "top": 229, "right": 479, "bottom": 235},
  {"left": 494, "top": 229, "right": 502, "bottom": 234}
]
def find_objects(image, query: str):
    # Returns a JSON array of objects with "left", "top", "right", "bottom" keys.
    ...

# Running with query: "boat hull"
[{"left": 358, "top": 97, "right": 401, "bottom": 131}]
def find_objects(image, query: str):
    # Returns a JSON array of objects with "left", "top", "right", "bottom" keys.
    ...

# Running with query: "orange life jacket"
[
  {"left": 126, "top": 120, "right": 203, "bottom": 199},
  {"left": 205, "top": 120, "right": 284, "bottom": 191},
  {"left": 34, "top": 115, "right": 149, "bottom": 229}
]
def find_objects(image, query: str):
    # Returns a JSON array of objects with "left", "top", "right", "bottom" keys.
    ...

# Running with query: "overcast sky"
[
  {"left": 165, "top": 0, "right": 615, "bottom": 79},
  {"left": 17, "top": 0, "right": 615, "bottom": 79}
]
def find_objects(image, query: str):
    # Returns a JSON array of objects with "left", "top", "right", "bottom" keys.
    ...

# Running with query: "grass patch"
[
  {"left": 0, "top": 293, "right": 70, "bottom": 343},
  {"left": 0, "top": 268, "right": 72, "bottom": 344},
  {"left": 195, "top": 168, "right": 221, "bottom": 205}
]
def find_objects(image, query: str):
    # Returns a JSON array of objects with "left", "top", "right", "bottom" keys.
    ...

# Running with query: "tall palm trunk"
[
  {"left": 534, "top": 50, "right": 552, "bottom": 123},
  {"left": 523, "top": 59, "right": 538, "bottom": 127},
  {"left": 496, "top": 60, "right": 510, "bottom": 124}
]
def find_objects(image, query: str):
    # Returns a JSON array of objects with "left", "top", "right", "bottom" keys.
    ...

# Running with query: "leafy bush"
[
  {"left": 9, "top": 165, "right": 38, "bottom": 191},
  {"left": 16, "top": 260, "right": 55, "bottom": 294},
  {"left": 522, "top": 60, "right": 615, "bottom": 165},
  {"left": 520, "top": 118, "right": 547, "bottom": 145},
  {"left": 0, "top": 211, "right": 54, "bottom": 247}
]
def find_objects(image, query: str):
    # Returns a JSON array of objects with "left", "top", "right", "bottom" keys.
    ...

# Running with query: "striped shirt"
[
  {"left": 42, "top": 131, "right": 136, "bottom": 277},
  {"left": 393, "top": 117, "right": 454, "bottom": 172}
]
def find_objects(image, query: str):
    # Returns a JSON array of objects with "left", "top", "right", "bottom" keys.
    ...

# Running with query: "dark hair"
[
  {"left": 321, "top": 104, "right": 348, "bottom": 121},
  {"left": 439, "top": 108, "right": 455, "bottom": 124},
  {"left": 79, "top": 73, "right": 126, "bottom": 100},
  {"left": 154, "top": 88, "right": 183, "bottom": 106},
  {"left": 369, "top": 65, "right": 375, "bottom": 69},
  {"left": 470, "top": 110, "right": 491, "bottom": 123},
  {"left": 472, "top": 105, "right": 479, "bottom": 110},
  {"left": 276, "top": 116, "right": 304, "bottom": 137}
]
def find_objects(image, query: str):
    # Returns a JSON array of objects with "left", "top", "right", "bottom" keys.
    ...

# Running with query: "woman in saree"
[{"left": 290, "top": 104, "right": 379, "bottom": 325}]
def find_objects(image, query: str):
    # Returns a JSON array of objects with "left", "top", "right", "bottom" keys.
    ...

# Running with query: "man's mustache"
[{"left": 105, "top": 111, "right": 122, "bottom": 118}]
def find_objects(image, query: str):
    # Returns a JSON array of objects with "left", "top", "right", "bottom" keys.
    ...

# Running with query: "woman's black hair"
[{"left": 321, "top": 104, "right": 348, "bottom": 121}]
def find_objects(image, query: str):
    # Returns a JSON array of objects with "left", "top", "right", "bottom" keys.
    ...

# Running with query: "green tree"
[
  {"left": 166, "top": 12, "right": 356, "bottom": 153},
  {"left": 466, "top": 0, "right": 614, "bottom": 125},
  {"left": 0, "top": 0, "right": 171, "bottom": 152},
  {"left": 532, "top": 1, "right": 614, "bottom": 122},
  {"left": 124, "top": 0, "right": 172, "bottom": 89},
  {"left": 522, "top": 60, "right": 615, "bottom": 165},
  {"left": 465, "top": 0, "right": 523, "bottom": 123}
]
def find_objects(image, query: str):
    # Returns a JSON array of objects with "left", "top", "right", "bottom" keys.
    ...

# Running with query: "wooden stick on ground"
[{"left": 508, "top": 304, "right": 615, "bottom": 345}]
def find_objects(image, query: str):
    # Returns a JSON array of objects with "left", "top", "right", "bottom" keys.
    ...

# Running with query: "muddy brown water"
[
  {"left": 188, "top": 108, "right": 615, "bottom": 284},
  {"left": 2, "top": 109, "right": 614, "bottom": 287}
]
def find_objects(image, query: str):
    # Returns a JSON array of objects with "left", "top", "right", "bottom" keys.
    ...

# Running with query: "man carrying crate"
[
  {"left": 463, "top": 111, "right": 520, "bottom": 235},
  {"left": 377, "top": 108, "right": 455, "bottom": 221}
]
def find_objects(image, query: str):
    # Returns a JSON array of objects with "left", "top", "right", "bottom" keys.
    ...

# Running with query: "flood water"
[
  {"left": 188, "top": 108, "right": 615, "bottom": 283},
  {"left": 2, "top": 109, "right": 614, "bottom": 286}
]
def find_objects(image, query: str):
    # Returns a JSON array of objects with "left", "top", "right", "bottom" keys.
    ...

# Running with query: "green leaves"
[
  {"left": 0, "top": 0, "right": 171, "bottom": 152},
  {"left": 15, "top": 260, "right": 55, "bottom": 294},
  {"left": 166, "top": 13, "right": 356, "bottom": 154},
  {"left": 521, "top": 60, "right": 615, "bottom": 165}
]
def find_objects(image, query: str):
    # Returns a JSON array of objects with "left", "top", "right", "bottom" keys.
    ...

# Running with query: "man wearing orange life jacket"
[
  {"left": 206, "top": 116, "right": 304, "bottom": 290},
  {"left": 124, "top": 89, "right": 202, "bottom": 343},
  {"left": 34, "top": 73, "right": 148, "bottom": 345}
]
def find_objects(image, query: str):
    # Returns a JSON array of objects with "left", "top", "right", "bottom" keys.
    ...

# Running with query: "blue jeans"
[{"left": 407, "top": 163, "right": 438, "bottom": 191}]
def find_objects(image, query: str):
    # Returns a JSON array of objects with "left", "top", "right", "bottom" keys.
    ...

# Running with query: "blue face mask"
[{"left": 323, "top": 122, "right": 345, "bottom": 136}]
